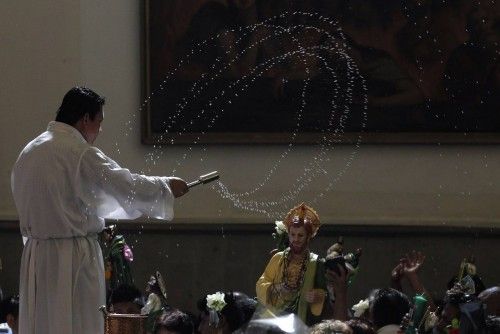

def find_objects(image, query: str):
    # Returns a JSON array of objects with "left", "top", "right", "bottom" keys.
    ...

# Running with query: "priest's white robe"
[{"left": 11, "top": 121, "right": 175, "bottom": 334}]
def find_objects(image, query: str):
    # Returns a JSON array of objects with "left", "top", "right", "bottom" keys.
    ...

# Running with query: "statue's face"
[{"left": 288, "top": 225, "right": 309, "bottom": 254}]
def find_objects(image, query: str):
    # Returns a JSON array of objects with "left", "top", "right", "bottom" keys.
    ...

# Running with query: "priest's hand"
[{"left": 169, "top": 177, "right": 189, "bottom": 198}]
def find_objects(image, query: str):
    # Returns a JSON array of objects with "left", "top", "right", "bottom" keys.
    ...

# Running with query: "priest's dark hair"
[{"left": 55, "top": 86, "right": 105, "bottom": 125}]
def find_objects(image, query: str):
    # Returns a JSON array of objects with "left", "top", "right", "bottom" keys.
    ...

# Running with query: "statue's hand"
[
  {"left": 273, "top": 282, "right": 297, "bottom": 299},
  {"left": 304, "top": 289, "right": 325, "bottom": 304}
]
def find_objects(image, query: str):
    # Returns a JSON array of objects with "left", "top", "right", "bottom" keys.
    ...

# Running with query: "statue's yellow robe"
[{"left": 256, "top": 250, "right": 328, "bottom": 325}]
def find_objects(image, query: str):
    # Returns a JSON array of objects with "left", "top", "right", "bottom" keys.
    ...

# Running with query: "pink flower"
[{"left": 123, "top": 244, "right": 134, "bottom": 262}]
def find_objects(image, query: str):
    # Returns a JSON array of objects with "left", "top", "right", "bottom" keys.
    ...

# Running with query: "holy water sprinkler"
[{"left": 187, "top": 171, "right": 220, "bottom": 188}]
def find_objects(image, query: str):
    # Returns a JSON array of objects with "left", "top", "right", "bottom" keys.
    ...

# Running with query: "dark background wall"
[{"left": 1, "top": 221, "right": 499, "bottom": 314}]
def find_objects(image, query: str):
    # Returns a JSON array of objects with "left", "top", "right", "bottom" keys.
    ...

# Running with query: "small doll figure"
[
  {"left": 440, "top": 281, "right": 487, "bottom": 334},
  {"left": 447, "top": 256, "right": 486, "bottom": 295},
  {"left": 324, "top": 237, "right": 362, "bottom": 303},
  {"left": 102, "top": 225, "right": 134, "bottom": 292},
  {"left": 325, "top": 236, "right": 362, "bottom": 279},
  {"left": 141, "top": 271, "right": 169, "bottom": 332}
]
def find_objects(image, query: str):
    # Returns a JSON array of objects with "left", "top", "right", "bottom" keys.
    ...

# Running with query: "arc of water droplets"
[
  {"left": 140, "top": 16, "right": 337, "bottom": 175},
  {"left": 115, "top": 11, "right": 367, "bottom": 218},
  {"left": 214, "top": 46, "right": 365, "bottom": 217},
  {"left": 190, "top": 22, "right": 366, "bottom": 215},
  {"left": 139, "top": 12, "right": 346, "bottom": 145},
  {"left": 148, "top": 12, "right": 364, "bottom": 217},
  {"left": 143, "top": 14, "right": 347, "bottom": 148},
  {"left": 161, "top": 44, "right": 350, "bottom": 212},
  {"left": 157, "top": 20, "right": 361, "bottom": 199},
  {"left": 225, "top": 26, "right": 348, "bottom": 198},
  {"left": 207, "top": 49, "right": 364, "bottom": 217}
]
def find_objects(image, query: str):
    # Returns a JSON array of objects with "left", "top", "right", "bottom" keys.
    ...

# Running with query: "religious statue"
[
  {"left": 141, "top": 271, "right": 170, "bottom": 333},
  {"left": 447, "top": 256, "right": 486, "bottom": 295},
  {"left": 102, "top": 225, "right": 134, "bottom": 292},
  {"left": 256, "top": 203, "right": 330, "bottom": 326}
]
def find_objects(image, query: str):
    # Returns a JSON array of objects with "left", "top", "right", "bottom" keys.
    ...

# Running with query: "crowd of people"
[{"left": 21, "top": 203, "right": 491, "bottom": 334}]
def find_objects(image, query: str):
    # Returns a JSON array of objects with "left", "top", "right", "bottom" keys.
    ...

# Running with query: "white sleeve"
[{"left": 75, "top": 147, "right": 174, "bottom": 220}]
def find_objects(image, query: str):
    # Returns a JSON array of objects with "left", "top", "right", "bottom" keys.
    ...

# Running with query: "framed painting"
[{"left": 143, "top": 0, "right": 500, "bottom": 144}]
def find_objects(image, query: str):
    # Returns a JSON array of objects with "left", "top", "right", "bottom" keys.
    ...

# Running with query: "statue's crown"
[{"left": 283, "top": 203, "right": 320, "bottom": 237}]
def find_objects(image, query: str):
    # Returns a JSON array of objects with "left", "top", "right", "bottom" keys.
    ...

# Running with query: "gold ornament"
[{"left": 283, "top": 203, "right": 320, "bottom": 237}]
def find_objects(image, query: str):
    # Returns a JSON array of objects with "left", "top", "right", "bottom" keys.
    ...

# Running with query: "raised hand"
[
  {"left": 391, "top": 262, "right": 405, "bottom": 281},
  {"left": 390, "top": 261, "right": 405, "bottom": 291},
  {"left": 325, "top": 264, "right": 348, "bottom": 294},
  {"left": 325, "top": 264, "right": 348, "bottom": 320},
  {"left": 401, "top": 250, "right": 425, "bottom": 276}
]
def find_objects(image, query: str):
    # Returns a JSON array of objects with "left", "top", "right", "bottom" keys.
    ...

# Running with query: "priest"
[{"left": 11, "top": 87, "right": 189, "bottom": 334}]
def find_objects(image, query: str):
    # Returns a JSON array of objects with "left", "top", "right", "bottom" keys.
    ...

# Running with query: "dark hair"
[
  {"left": 109, "top": 284, "right": 143, "bottom": 307},
  {"left": 346, "top": 318, "right": 376, "bottom": 334},
  {"left": 237, "top": 296, "right": 258, "bottom": 325},
  {"left": 0, "top": 295, "right": 19, "bottom": 323},
  {"left": 154, "top": 309, "right": 194, "bottom": 334},
  {"left": 371, "top": 288, "right": 411, "bottom": 329},
  {"left": 55, "top": 86, "right": 105, "bottom": 125},
  {"left": 198, "top": 291, "right": 248, "bottom": 332},
  {"left": 485, "top": 316, "right": 500, "bottom": 334}
]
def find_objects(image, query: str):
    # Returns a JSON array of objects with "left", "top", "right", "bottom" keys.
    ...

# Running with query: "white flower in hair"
[
  {"left": 206, "top": 292, "right": 226, "bottom": 312},
  {"left": 274, "top": 221, "right": 287, "bottom": 235},
  {"left": 352, "top": 299, "right": 370, "bottom": 317}
]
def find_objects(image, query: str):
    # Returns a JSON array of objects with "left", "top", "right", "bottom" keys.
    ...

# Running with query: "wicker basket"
[{"left": 100, "top": 306, "right": 148, "bottom": 334}]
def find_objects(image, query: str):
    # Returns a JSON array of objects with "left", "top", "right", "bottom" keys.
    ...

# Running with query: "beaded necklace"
[{"left": 282, "top": 248, "right": 309, "bottom": 291}]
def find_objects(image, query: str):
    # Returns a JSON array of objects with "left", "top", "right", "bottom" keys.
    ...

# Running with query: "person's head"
[
  {"left": 310, "top": 320, "right": 353, "bottom": 334},
  {"left": 283, "top": 203, "right": 320, "bottom": 254},
  {"left": 0, "top": 295, "right": 19, "bottom": 334},
  {"left": 485, "top": 316, "right": 500, "bottom": 334},
  {"left": 369, "top": 288, "right": 411, "bottom": 329},
  {"left": 346, "top": 318, "right": 376, "bottom": 334},
  {"left": 154, "top": 309, "right": 194, "bottom": 334},
  {"left": 55, "top": 86, "right": 105, "bottom": 144},
  {"left": 234, "top": 294, "right": 257, "bottom": 326},
  {"left": 479, "top": 287, "right": 500, "bottom": 316},
  {"left": 109, "top": 284, "right": 144, "bottom": 314},
  {"left": 288, "top": 225, "right": 309, "bottom": 254},
  {"left": 197, "top": 291, "right": 248, "bottom": 334}
]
